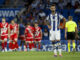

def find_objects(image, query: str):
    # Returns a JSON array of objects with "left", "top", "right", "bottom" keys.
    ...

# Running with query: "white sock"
[
  {"left": 58, "top": 49, "right": 62, "bottom": 55},
  {"left": 19, "top": 46, "right": 21, "bottom": 50},
  {"left": 54, "top": 49, "right": 57, "bottom": 55}
]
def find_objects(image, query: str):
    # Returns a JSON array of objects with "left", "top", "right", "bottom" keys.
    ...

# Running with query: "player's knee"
[
  {"left": 4, "top": 38, "right": 7, "bottom": 42},
  {"left": 68, "top": 40, "right": 70, "bottom": 43},
  {"left": 72, "top": 40, "right": 75, "bottom": 43},
  {"left": 15, "top": 39, "right": 18, "bottom": 42}
]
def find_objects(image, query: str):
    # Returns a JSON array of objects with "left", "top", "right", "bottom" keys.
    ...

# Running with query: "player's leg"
[
  {"left": 4, "top": 37, "right": 8, "bottom": 52},
  {"left": 14, "top": 39, "right": 18, "bottom": 51},
  {"left": 50, "top": 31, "right": 57, "bottom": 56},
  {"left": 19, "top": 35, "right": 25, "bottom": 51},
  {"left": 67, "top": 32, "right": 72, "bottom": 52},
  {"left": 25, "top": 39, "right": 32, "bottom": 51},
  {"left": 9, "top": 40, "right": 13, "bottom": 51},
  {"left": 9, "top": 35, "right": 13, "bottom": 51},
  {"left": 56, "top": 31, "right": 62, "bottom": 56},
  {"left": 72, "top": 32, "right": 76, "bottom": 51},
  {"left": 37, "top": 40, "right": 41, "bottom": 51},
  {"left": 1, "top": 36, "right": 5, "bottom": 52},
  {"left": 14, "top": 34, "right": 19, "bottom": 51},
  {"left": 68, "top": 40, "right": 71, "bottom": 52},
  {"left": 34, "top": 39, "right": 39, "bottom": 51},
  {"left": 72, "top": 40, "right": 76, "bottom": 51},
  {"left": 30, "top": 39, "right": 34, "bottom": 51}
]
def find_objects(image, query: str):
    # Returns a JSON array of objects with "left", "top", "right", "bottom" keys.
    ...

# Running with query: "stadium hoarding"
[{"left": 0, "top": 8, "right": 20, "bottom": 22}]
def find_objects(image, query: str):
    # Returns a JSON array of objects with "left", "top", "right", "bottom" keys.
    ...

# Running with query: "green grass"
[{"left": 0, "top": 51, "right": 80, "bottom": 60}]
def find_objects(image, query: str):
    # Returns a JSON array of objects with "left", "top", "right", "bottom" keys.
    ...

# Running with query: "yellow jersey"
[{"left": 65, "top": 21, "right": 77, "bottom": 32}]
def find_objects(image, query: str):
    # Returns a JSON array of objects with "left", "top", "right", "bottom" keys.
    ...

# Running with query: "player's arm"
[
  {"left": 59, "top": 18, "right": 66, "bottom": 29},
  {"left": 8, "top": 24, "right": 10, "bottom": 39},
  {"left": 65, "top": 27, "right": 67, "bottom": 39},
  {"left": 40, "top": 29, "right": 42, "bottom": 40},
  {"left": 65, "top": 23, "right": 67, "bottom": 39},
  {"left": 46, "top": 16, "right": 51, "bottom": 29},
  {"left": 17, "top": 24, "right": 19, "bottom": 38},
  {"left": 58, "top": 14, "right": 66, "bottom": 29},
  {"left": 24, "top": 29, "right": 27, "bottom": 38},
  {"left": 75, "top": 23, "right": 78, "bottom": 39}
]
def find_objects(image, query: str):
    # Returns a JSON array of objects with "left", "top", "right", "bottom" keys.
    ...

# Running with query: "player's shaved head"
[{"left": 68, "top": 16, "right": 73, "bottom": 21}]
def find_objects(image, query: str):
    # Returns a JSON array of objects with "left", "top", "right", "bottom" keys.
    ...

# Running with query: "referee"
[{"left": 65, "top": 16, "right": 78, "bottom": 52}]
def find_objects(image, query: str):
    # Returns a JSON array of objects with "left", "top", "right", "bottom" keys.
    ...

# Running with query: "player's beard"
[{"left": 51, "top": 10, "right": 55, "bottom": 15}]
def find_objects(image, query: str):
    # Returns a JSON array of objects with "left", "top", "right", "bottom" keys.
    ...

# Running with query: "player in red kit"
[
  {"left": 25, "top": 23, "right": 34, "bottom": 51},
  {"left": 34, "top": 22, "right": 42, "bottom": 51},
  {"left": 8, "top": 20, "right": 19, "bottom": 51},
  {"left": 0, "top": 18, "right": 8, "bottom": 52}
]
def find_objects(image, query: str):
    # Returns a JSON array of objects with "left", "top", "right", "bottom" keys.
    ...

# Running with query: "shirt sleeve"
[
  {"left": 65, "top": 22, "right": 68, "bottom": 28},
  {"left": 75, "top": 22, "right": 77, "bottom": 27},
  {"left": 59, "top": 14, "right": 64, "bottom": 20},
  {"left": 46, "top": 16, "right": 49, "bottom": 21}
]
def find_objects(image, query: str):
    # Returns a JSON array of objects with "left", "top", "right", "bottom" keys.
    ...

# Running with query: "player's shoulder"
[
  {"left": 6, "top": 22, "right": 8, "bottom": 24},
  {"left": 38, "top": 26, "right": 41, "bottom": 29},
  {"left": 72, "top": 21, "right": 77, "bottom": 25}
]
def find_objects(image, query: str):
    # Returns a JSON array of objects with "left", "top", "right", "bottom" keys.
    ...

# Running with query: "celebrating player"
[
  {"left": 25, "top": 22, "right": 34, "bottom": 51},
  {"left": 9, "top": 20, "right": 19, "bottom": 51},
  {"left": 34, "top": 22, "right": 42, "bottom": 51},
  {"left": 46, "top": 4, "right": 66, "bottom": 57},
  {"left": 0, "top": 18, "right": 8, "bottom": 52}
]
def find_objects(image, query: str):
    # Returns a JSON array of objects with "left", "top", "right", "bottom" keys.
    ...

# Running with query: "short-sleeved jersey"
[
  {"left": 65, "top": 21, "right": 77, "bottom": 32},
  {"left": 34, "top": 26, "right": 42, "bottom": 39},
  {"left": 46, "top": 13, "right": 64, "bottom": 31},
  {"left": 25, "top": 26, "right": 34, "bottom": 39},
  {"left": 0, "top": 22, "right": 8, "bottom": 36},
  {"left": 9, "top": 23, "right": 19, "bottom": 35}
]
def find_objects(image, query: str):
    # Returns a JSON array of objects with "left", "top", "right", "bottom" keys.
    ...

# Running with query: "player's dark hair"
[
  {"left": 27, "top": 22, "right": 30, "bottom": 25},
  {"left": 35, "top": 22, "right": 38, "bottom": 24},
  {"left": 2, "top": 17, "right": 5, "bottom": 19},
  {"left": 51, "top": 4, "right": 56, "bottom": 7}
]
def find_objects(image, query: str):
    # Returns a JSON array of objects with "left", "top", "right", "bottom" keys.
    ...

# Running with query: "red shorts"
[
  {"left": 1, "top": 35, "right": 8, "bottom": 40},
  {"left": 26, "top": 39, "right": 33, "bottom": 41},
  {"left": 19, "top": 35, "right": 25, "bottom": 40},
  {"left": 10, "top": 34, "right": 18, "bottom": 40},
  {"left": 34, "top": 39, "right": 41, "bottom": 42}
]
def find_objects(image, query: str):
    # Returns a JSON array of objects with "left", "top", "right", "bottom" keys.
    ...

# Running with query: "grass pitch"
[{"left": 0, "top": 51, "right": 80, "bottom": 60}]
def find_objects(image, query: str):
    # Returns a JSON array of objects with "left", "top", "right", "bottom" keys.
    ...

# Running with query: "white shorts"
[{"left": 49, "top": 30, "right": 60, "bottom": 41}]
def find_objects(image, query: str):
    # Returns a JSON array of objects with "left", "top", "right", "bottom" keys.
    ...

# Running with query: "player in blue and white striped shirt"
[{"left": 46, "top": 4, "right": 66, "bottom": 57}]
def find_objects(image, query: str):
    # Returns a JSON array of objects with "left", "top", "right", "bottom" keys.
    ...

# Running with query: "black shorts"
[{"left": 67, "top": 32, "right": 75, "bottom": 40}]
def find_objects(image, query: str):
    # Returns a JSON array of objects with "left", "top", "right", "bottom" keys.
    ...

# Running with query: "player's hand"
[
  {"left": 58, "top": 26, "right": 63, "bottom": 29},
  {"left": 75, "top": 34, "right": 79, "bottom": 39},
  {"left": 48, "top": 25, "right": 51, "bottom": 29}
]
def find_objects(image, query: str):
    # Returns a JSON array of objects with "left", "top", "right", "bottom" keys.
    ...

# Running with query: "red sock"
[
  {"left": 29, "top": 43, "right": 32, "bottom": 49},
  {"left": 4, "top": 42, "right": 7, "bottom": 48},
  {"left": 2, "top": 43, "right": 4, "bottom": 49},
  {"left": 9, "top": 42, "right": 12, "bottom": 49},
  {"left": 32, "top": 43, "right": 34, "bottom": 48},
  {"left": 26, "top": 44, "right": 27, "bottom": 48},
  {"left": 15, "top": 42, "right": 19, "bottom": 49},
  {"left": 38, "top": 43, "right": 41, "bottom": 49}
]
